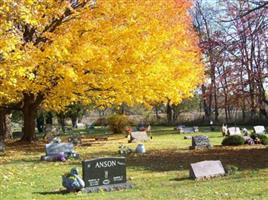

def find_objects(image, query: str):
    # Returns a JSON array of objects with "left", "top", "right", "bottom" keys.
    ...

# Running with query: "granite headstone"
[
  {"left": 190, "top": 160, "right": 225, "bottom": 180},
  {"left": 82, "top": 157, "right": 132, "bottom": 192},
  {"left": 191, "top": 135, "right": 211, "bottom": 149}
]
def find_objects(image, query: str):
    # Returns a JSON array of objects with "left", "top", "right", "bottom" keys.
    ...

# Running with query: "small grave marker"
[
  {"left": 184, "top": 136, "right": 192, "bottom": 140},
  {"left": 82, "top": 157, "right": 132, "bottom": 192},
  {"left": 12, "top": 131, "right": 23, "bottom": 139},
  {"left": 190, "top": 135, "right": 211, "bottom": 150},
  {"left": 253, "top": 126, "right": 266, "bottom": 135},
  {"left": 190, "top": 160, "right": 225, "bottom": 180},
  {"left": 129, "top": 131, "right": 150, "bottom": 143},
  {"left": 178, "top": 126, "right": 198, "bottom": 133},
  {"left": 228, "top": 127, "right": 241, "bottom": 136}
]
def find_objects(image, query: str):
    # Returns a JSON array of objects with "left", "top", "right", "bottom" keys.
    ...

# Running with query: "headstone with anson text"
[{"left": 82, "top": 157, "right": 132, "bottom": 192}]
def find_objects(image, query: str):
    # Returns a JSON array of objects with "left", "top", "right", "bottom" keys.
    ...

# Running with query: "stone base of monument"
[
  {"left": 81, "top": 182, "right": 133, "bottom": 193},
  {"left": 189, "top": 145, "right": 213, "bottom": 150}
]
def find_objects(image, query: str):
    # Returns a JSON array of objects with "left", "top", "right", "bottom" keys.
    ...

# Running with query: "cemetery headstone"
[
  {"left": 190, "top": 135, "right": 212, "bottom": 150},
  {"left": 174, "top": 125, "right": 185, "bottom": 131},
  {"left": 45, "top": 142, "right": 74, "bottom": 156},
  {"left": 190, "top": 160, "right": 225, "bottom": 180},
  {"left": 253, "top": 126, "right": 266, "bottom": 135},
  {"left": 129, "top": 131, "right": 150, "bottom": 143},
  {"left": 41, "top": 138, "right": 79, "bottom": 161},
  {"left": 12, "top": 131, "right": 23, "bottom": 139},
  {"left": 228, "top": 127, "right": 241, "bottom": 136},
  {"left": 82, "top": 157, "right": 132, "bottom": 192},
  {"left": 178, "top": 126, "right": 199, "bottom": 133}
]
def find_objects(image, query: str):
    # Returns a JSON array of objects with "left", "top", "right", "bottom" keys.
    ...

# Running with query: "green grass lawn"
[{"left": 1, "top": 126, "right": 268, "bottom": 200}]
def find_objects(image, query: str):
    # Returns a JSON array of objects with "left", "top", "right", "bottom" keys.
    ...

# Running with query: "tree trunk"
[
  {"left": 0, "top": 109, "right": 12, "bottom": 141},
  {"left": 166, "top": 100, "right": 173, "bottom": 125},
  {"left": 21, "top": 104, "right": 37, "bottom": 142},
  {"left": 57, "top": 113, "right": 66, "bottom": 133},
  {"left": 71, "top": 115, "right": 78, "bottom": 128},
  {"left": 201, "top": 85, "right": 211, "bottom": 120},
  {"left": 46, "top": 112, "right": 53, "bottom": 125},
  {"left": 21, "top": 93, "right": 43, "bottom": 142},
  {"left": 154, "top": 106, "right": 160, "bottom": 120},
  {"left": 36, "top": 112, "right": 45, "bottom": 133}
]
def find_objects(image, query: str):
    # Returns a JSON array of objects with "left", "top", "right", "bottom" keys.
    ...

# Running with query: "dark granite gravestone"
[
  {"left": 82, "top": 157, "right": 132, "bottom": 192},
  {"left": 190, "top": 160, "right": 225, "bottom": 180},
  {"left": 190, "top": 135, "right": 212, "bottom": 150},
  {"left": 129, "top": 131, "right": 150, "bottom": 143},
  {"left": 12, "top": 131, "right": 23, "bottom": 139}
]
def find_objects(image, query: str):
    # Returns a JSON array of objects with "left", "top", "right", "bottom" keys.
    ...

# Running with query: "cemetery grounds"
[{"left": 0, "top": 126, "right": 268, "bottom": 200}]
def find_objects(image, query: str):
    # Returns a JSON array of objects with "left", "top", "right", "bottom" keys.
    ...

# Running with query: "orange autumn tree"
[{"left": 0, "top": 0, "right": 203, "bottom": 142}]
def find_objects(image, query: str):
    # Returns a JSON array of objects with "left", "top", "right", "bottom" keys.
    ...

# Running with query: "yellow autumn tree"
[{"left": 0, "top": 0, "right": 203, "bottom": 142}]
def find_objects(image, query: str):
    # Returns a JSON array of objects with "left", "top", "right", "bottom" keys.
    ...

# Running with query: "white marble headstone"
[
  {"left": 130, "top": 131, "right": 150, "bottom": 143},
  {"left": 253, "top": 126, "right": 266, "bottom": 135},
  {"left": 190, "top": 160, "right": 225, "bottom": 180},
  {"left": 228, "top": 127, "right": 241, "bottom": 136}
]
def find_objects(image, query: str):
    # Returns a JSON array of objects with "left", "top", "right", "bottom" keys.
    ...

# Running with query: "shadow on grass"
[
  {"left": 169, "top": 177, "right": 190, "bottom": 181},
  {"left": 127, "top": 147, "right": 268, "bottom": 172},
  {"left": 34, "top": 190, "right": 69, "bottom": 195}
]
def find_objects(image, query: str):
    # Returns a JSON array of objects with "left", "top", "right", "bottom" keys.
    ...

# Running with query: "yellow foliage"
[{"left": 0, "top": 0, "right": 203, "bottom": 111}]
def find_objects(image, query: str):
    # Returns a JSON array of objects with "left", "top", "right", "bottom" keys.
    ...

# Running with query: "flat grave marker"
[
  {"left": 82, "top": 157, "right": 132, "bottom": 192},
  {"left": 190, "top": 160, "right": 225, "bottom": 180}
]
